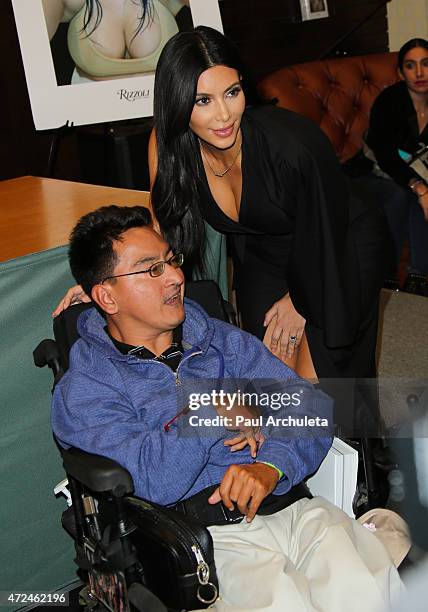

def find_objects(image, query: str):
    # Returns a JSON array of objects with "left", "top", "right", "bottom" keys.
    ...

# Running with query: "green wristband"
[{"left": 257, "top": 461, "right": 284, "bottom": 480}]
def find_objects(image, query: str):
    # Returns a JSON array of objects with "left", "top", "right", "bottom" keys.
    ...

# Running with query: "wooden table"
[
  {"left": 0, "top": 176, "right": 150, "bottom": 594},
  {"left": 0, "top": 176, "right": 150, "bottom": 261}
]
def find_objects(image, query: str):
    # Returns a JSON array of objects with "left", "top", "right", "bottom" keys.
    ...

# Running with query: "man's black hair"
[{"left": 69, "top": 205, "right": 152, "bottom": 295}]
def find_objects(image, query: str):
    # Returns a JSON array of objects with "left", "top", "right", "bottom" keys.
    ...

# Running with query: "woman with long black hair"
[{"left": 148, "top": 26, "right": 386, "bottom": 389}]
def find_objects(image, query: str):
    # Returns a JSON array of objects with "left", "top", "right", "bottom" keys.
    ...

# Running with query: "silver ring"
[{"left": 289, "top": 335, "right": 297, "bottom": 343}]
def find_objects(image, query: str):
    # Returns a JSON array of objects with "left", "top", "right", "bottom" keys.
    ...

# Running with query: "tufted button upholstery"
[{"left": 258, "top": 53, "right": 399, "bottom": 163}]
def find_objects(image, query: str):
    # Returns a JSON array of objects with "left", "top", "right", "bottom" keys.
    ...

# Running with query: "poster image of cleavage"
[
  {"left": 42, "top": 0, "right": 193, "bottom": 85},
  {"left": 310, "top": 0, "right": 326, "bottom": 11},
  {"left": 85, "top": 544, "right": 129, "bottom": 612}
]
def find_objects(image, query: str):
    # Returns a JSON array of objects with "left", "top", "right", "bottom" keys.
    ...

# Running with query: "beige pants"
[{"left": 203, "top": 497, "right": 403, "bottom": 612}]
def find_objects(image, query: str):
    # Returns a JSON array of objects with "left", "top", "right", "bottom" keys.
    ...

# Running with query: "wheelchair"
[
  {"left": 33, "top": 279, "right": 389, "bottom": 611},
  {"left": 34, "top": 280, "right": 234, "bottom": 612}
]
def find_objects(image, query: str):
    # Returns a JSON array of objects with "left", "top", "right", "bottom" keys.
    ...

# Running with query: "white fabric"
[
  {"left": 387, "top": 557, "right": 428, "bottom": 612},
  {"left": 201, "top": 496, "right": 403, "bottom": 612}
]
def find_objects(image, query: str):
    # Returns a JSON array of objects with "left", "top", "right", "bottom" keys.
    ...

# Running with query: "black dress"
[
  {"left": 367, "top": 80, "right": 428, "bottom": 187},
  {"left": 198, "top": 106, "right": 387, "bottom": 403}
]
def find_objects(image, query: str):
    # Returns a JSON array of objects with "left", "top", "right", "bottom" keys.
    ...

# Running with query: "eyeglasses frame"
[{"left": 101, "top": 253, "right": 184, "bottom": 284}]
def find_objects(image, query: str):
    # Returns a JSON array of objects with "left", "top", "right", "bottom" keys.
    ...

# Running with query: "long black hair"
[
  {"left": 398, "top": 38, "right": 428, "bottom": 71},
  {"left": 151, "top": 26, "right": 259, "bottom": 274},
  {"left": 83, "top": 0, "right": 153, "bottom": 38}
]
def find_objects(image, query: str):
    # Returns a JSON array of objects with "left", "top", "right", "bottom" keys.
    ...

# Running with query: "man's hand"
[
  {"left": 215, "top": 400, "right": 261, "bottom": 431},
  {"left": 208, "top": 463, "right": 279, "bottom": 522},
  {"left": 224, "top": 430, "right": 265, "bottom": 458},
  {"left": 213, "top": 398, "right": 264, "bottom": 457}
]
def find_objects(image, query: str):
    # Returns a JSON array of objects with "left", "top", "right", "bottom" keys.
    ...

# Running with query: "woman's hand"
[
  {"left": 52, "top": 285, "right": 91, "bottom": 317},
  {"left": 263, "top": 293, "right": 306, "bottom": 358},
  {"left": 418, "top": 192, "right": 428, "bottom": 221}
]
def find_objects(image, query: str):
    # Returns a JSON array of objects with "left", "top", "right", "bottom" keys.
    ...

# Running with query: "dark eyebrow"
[
  {"left": 196, "top": 81, "right": 241, "bottom": 97},
  {"left": 225, "top": 81, "right": 241, "bottom": 92},
  {"left": 133, "top": 256, "right": 157, "bottom": 267},
  {"left": 133, "top": 248, "right": 172, "bottom": 268}
]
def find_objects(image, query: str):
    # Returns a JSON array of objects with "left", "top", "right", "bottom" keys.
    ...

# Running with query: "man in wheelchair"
[{"left": 52, "top": 205, "right": 402, "bottom": 611}]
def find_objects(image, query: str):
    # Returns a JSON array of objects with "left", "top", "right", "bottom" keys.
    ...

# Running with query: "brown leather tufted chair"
[{"left": 258, "top": 53, "right": 399, "bottom": 163}]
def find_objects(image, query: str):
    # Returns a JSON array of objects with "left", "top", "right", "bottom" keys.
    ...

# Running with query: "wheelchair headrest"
[{"left": 53, "top": 301, "right": 94, "bottom": 373}]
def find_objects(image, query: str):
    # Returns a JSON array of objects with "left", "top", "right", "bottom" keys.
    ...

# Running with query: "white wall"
[{"left": 387, "top": 0, "right": 428, "bottom": 51}]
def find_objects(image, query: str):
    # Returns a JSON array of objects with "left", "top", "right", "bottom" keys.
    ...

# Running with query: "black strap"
[{"left": 171, "top": 482, "right": 312, "bottom": 527}]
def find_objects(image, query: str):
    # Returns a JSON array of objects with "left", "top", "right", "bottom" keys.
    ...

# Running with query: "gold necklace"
[{"left": 200, "top": 140, "right": 242, "bottom": 178}]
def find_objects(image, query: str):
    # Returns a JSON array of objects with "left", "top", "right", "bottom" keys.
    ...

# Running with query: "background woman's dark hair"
[
  {"left": 398, "top": 38, "right": 428, "bottom": 71},
  {"left": 83, "top": 0, "right": 152, "bottom": 38},
  {"left": 151, "top": 26, "right": 260, "bottom": 275}
]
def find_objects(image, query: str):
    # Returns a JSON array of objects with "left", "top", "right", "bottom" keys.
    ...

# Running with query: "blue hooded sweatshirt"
[{"left": 52, "top": 299, "right": 332, "bottom": 505}]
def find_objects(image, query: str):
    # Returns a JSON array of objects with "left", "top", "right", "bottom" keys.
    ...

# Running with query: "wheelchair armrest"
[{"left": 61, "top": 447, "right": 134, "bottom": 496}]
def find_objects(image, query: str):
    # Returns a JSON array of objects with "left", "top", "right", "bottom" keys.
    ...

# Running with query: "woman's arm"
[
  {"left": 410, "top": 181, "right": 428, "bottom": 220},
  {"left": 42, "top": 0, "right": 84, "bottom": 40},
  {"left": 367, "top": 86, "right": 421, "bottom": 188},
  {"left": 369, "top": 87, "right": 428, "bottom": 217},
  {"left": 148, "top": 128, "right": 158, "bottom": 188},
  {"left": 147, "top": 128, "right": 161, "bottom": 232},
  {"left": 158, "top": 0, "right": 190, "bottom": 16}
]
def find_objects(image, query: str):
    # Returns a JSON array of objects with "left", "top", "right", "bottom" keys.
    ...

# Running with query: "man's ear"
[{"left": 91, "top": 284, "right": 119, "bottom": 315}]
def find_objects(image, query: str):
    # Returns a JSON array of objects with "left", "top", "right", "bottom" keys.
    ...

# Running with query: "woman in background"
[{"left": 358, "top": 38, "right": 428, "bottom": 295}]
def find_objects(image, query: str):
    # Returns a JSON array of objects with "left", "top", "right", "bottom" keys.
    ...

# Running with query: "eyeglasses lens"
[
  {"left": 149, "top": 254, "right": 184, "bottom": 277},
  {"left": 150, "top": 262, "right": 165, "bottom": 277},
  {"left": 171, "top": 254, "right": 184, "bottom": 268}
]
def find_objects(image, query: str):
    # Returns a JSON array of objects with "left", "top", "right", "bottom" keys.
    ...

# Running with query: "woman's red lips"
[{"left": 213, "top": 125, "right": 234, "bottom": 138}]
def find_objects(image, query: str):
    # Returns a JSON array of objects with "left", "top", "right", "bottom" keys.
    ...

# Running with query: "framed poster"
[
  {"left": 300, "top": 0, "right": 329, "bottom": 21},
  {"left": 11, "top": 0, "right": 223, "bottom": 129}
]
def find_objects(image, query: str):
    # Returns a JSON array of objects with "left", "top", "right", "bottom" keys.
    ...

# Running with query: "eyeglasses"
[{"left": 102, "top": 253, "right": 184, "bottom": 283}]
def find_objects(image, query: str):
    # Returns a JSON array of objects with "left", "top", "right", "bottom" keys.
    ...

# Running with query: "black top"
[
  {"left": 198, "top": 105, "right": 361, "bottom": 349},
  {"left": 199, "top": 107, "right": 295, "bottom": 294},
  {"left": 106, "top": 325, "right": 184, "bottom": 372},
  {"left": 366, "top": 80, "right": 428, "bottom": 187}
]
